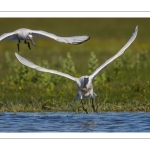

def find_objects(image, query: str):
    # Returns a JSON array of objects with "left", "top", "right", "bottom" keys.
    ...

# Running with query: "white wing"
[
  {"left": 15, "top": 53, "right": 77, "bottom": 81},
  {"left": 0, "top": 31, "right": 18, "bottom": 41},
  {"left": 90, "top": 25, "right": 138, "bottom": 80},
  {"left": 30, "top": 29, "right": 90, "bottom": 44}
]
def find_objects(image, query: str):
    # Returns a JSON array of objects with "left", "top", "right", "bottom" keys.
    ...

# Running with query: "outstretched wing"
[
  {"left": 15, "top": 53, "right": 77, "bottom": 81},
  {"left": 0, "top": 31, "right": 18, "bottom": 41},
  {"left": 30, "top": 29, "right": 90, "bottom": 44},
  {"left": 90, "top": 25, "right": 138, "bottom": 80}
]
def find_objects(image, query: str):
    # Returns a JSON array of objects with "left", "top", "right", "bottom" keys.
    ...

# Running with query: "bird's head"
[
  {"left": 81, "top": 76, "right": 89, "bottom": 91},
  {"left": 28, "top": 33, "right": 32, "bottom": 39},
  {"left": 28, "top": 33, "right": 36, "bottom": 46}
]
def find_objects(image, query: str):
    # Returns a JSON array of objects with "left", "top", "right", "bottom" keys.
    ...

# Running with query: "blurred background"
[
  {"left": 0, "top": 18, "right": 147, "bottom": 71},
  {"left": 0, "top": 18, "right": 150, "bottom": 112}
]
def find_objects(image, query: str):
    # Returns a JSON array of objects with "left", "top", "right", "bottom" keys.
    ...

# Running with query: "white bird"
[
  {"left": 0, "top": 28, "right": 90, "bottom": 52},
  {"left": 15, "top": 26, "right": 138, "bottom": 113}
]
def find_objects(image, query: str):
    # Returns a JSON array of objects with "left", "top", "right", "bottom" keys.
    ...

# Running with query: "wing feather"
[
  {"left": 30, "top": 30, "right": 90, "bottom": 44},
  {"left": 90, "top": 25, "right": 138, "bottom": 80},
  {"left": 15, "top": 53, "right": 76, "bottom": 81},
  {"left": 0, "top": 31, "right": 17, "bottom": 41}
]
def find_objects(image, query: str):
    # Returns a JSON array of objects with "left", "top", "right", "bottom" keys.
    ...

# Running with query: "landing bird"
[
  {"left": 0, "top": 28, "right": 90, "bottom": 52},
  {"left": 15, "top": 26, "right": 138, "bottom": 113}
]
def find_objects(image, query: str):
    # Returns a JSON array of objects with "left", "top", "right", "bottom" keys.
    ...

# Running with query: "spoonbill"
[
  {"left": 0, "top": 28, "right": 90, "bottom": 52},
  {"left": 15, "top": 26, "right": 138, "bottom": 113}
]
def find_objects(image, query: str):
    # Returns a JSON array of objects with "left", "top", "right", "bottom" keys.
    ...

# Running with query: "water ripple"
[{"left": 0, "top": 112, "right": 150, "bottom": 132}]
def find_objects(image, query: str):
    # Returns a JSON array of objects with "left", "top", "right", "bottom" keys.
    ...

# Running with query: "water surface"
[{"left": 0, "top": 112, "right": 150, "bottom": 132}]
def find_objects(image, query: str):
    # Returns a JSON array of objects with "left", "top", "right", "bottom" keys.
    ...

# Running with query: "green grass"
[{"left": 1, "top": 18, "right": 150, "bottom": 113}]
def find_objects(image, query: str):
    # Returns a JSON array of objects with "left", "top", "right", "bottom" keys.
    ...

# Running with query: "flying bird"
[
  {"left": 15, "top": 26, "right": 138, "bottom": 113},
  {"left": 0, "top": 28, "right": 90, "bottom": 52}
]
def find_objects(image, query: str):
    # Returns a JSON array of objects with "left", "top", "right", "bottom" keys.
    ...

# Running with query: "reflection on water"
[{"left": 0, "top": 112, "right": 150, "bottom": 132}]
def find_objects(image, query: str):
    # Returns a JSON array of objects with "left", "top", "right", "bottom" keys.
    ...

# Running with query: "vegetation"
[{"left": 0, "top": 18, "right": 150, "bottom": 113}]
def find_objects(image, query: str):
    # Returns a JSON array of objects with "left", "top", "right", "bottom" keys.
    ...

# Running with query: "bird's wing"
[
  {"left": 0, "top": 31, "right": 18, "bottom": 41},
  {"left": 15, "top": 53, "right": 77, "bottom": 81},
  {"left": 30, "top": 30, "right": 90, "bottom": 44},
  {"left": 90, "top": 25, "right": 138, "bottom": 80}
]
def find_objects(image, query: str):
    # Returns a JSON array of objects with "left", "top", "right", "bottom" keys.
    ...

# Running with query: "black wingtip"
[{"left": 76, "top": 36, "right": 90, "bottom": 45}]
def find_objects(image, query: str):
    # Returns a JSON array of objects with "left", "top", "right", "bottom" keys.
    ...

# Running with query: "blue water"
[{"left": 0, "top": 112, "right": 150, "bottom": 132}]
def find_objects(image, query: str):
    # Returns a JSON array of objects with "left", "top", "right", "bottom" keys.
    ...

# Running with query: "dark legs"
[
  {"left": 24, "top": 40, "right": 31, "bottom": 50},
  {"left": 91, "top": 99, "right": 97, "bottom": 112},
  {"left": 17, "top": 40, "right": 20, "bottom": 52},
  {"left": 17, "top": 40, "right": 36, "bottom": 51},
  {"left": 81, "top": 99, "right": 88, "bottom": 114},
  {"left": 80, "top": 99, "right": 98, "bottom": 114}
]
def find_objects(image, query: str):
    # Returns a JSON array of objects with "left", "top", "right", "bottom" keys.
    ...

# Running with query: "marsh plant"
[
  {"left": 1, "top": 48, "right": 150, "bottom": 113},
  {"left": 88, "top": 51, "right": 99, "bottom": 75},
  {"left": 62, "top": 52, "right": 76, "bottom": 76}
]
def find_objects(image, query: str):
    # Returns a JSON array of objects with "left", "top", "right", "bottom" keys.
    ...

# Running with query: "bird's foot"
[
  {"left": 24, "top": 40, "right": 31, "bottom": 50},
  {"left": 81, "top": 100, "right": 88, "bottom": 114},
  {"left": 17, "top": 40, "right": 20, "bottom": 52},
  {"left": 91, "top": 104, "right": 97, "bottom": 112},
  {"left": 91, "top": 99, "right": 98, "bottom": 113},
  {"left": 17, "top": 44, "right": 20, "bottom": 52},
  {"left": 83, "top": 108, "right": 88, "bottom": 114},
  {"left": 28, "top": 44, "right": 31, "bottom": 50}
]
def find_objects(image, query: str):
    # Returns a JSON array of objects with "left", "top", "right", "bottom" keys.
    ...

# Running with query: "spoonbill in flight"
[{"left": 0, "top": 28, "right": 90, "bottom": 52}]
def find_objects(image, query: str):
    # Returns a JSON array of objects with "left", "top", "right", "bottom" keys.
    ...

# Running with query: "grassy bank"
[{"left": 0, "top": 18, "right": 150, "bottom": 113}]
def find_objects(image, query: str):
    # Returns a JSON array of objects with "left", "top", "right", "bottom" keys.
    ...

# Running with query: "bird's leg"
[
  {"left": 91, "top": 98, "right": 97, "bottom": 112},
  {"left": 17, "top": 40, "right": 20, "bottom": 52},
  {"left": 24, "top": 40, "right": 31, "bottom": 50},
  {"left": 81, "top": 99, "right": 88, "bottom": 114}
]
